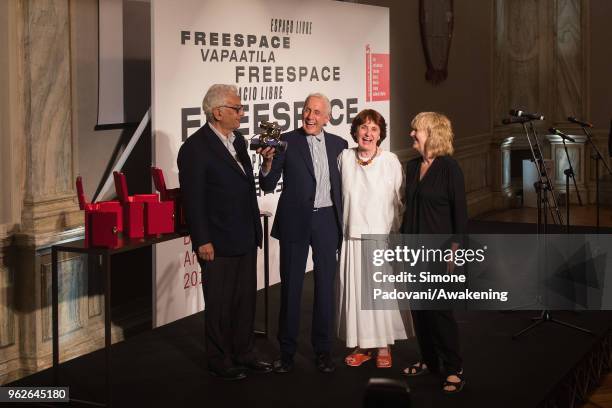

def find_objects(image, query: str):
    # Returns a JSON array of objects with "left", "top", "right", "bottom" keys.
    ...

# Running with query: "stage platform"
[{"left": 8, "top": 220, "right": 612, "bottom": 407}]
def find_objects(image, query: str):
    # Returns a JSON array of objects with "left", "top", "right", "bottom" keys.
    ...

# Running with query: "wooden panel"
[
  {"left": 492, "top": 0, "right": 591, "bottom": 205},
  {"left": 459, "top": 153, "right": 490, "bottom": 194},
  {"left": 506, "top": 0, "right": 541, "bottom": 113},
  {"left": 493, "top": 0, "right": 509, "bottom": 127},
  {"left": 494, "top": 0, "right": 587, "bottom": 128},
  {"left": 495, "top": 0, "right": 544, "bottom": 126},
  {"left": 555, "top": 0, "right": 583, "bottom": 122},
  {"left": 87, "top": 256, "right": 102, "bottom": 318},
  {"left": 0, "top": 261, "right": 15, "bottom": 348},
  {"left": 40, "top": 255, "right": 86, "bottom": 341},
  {"left": 494, "top": 0, "right": 587, "bottom": 124}
]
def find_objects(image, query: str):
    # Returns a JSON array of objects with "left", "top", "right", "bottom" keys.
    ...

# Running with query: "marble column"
[
  {"left": 0, "top": 0, "right": 23, "bottom": 384},
  {"left": 15, "top": 0, "right": 82, "bottom": 243},
  {"left": 1, "top": 0, "right": 85, "bottom": 383}
]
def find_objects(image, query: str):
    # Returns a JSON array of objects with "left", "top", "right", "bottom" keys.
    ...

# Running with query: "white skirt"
[{"left": 336, "top": 238, "right": 413, "bottom": 348}]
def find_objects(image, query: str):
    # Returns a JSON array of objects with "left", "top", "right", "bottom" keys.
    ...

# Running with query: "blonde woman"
[{"left": 400, "top": 112, "right": 467, "bottom": 394}]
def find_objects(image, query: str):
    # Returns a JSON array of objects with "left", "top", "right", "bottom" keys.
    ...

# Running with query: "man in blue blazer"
[
  {"left": 259, "top": 93, "right": 348, "bottom": 373},
  {"left": 178, "top": 84, "right": 271, "bottom": 380}
]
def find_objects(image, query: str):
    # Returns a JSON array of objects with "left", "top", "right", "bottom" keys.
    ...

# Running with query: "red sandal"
[
  {"left": 345, "top": 349, "right": 373, "bottom": 367},
  {"left": 376, "top": 349, "right": 392, "bottom": 368}
]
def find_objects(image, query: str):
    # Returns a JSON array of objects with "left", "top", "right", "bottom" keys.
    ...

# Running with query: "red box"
[
  {"left": 113, "top": 172, "right": 146, "bottom": 239},
  {"left": 113, "top": 171, "right": 175, "bottom": 237},
  {"left": 122, "top": 200, "right": 145, "bottom": 239},
  {"left": 151, "top": 167, "right": 186, "bottom": 231},
  {"left": 89, "top": 211, "right": 121, "bottom": 247},
  {"left": 144, "top": 200, "right": 175, "bottom": 235},
  {"left": 76, "top": 176, "right": 122, "bottom": 247},
  {"left": 132, "top": 194, "right": 175, "bottom": 235}
]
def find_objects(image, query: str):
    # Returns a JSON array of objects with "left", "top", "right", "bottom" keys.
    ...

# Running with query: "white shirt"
[
  {"left": 209, "top": 123, "right": 245, "bottom": 174},
  {"left": 306, "top": 131, "right": 332, "bottom": 208}
]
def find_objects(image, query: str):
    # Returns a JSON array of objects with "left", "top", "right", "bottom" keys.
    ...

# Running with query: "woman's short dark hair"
[{"left": 350, "top": 109, "right": 387, "bottom": 146}]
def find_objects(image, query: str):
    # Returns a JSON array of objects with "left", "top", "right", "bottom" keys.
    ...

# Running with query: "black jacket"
[
  {"left": 177, "top": 123, "right": 262, "bottom": 256},
  {"left": 260, "top": 127, "right": 348, "bottom": 246}
]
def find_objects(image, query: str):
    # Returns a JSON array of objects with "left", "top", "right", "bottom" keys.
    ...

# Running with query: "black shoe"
[
  {"left": 236, "top": 359, "right": 273, "bottom": 374},
  {"left": 272, "top": 358, "right": 294, "bottom": 374},
  {"left": 316, "top": 352, "right": 336, "bottom": 373},
  {"left": 209, "top": 366, "right": 247, "bottom": 381}
]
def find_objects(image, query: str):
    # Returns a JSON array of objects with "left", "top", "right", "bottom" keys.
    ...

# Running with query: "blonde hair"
[{"left": 411, "top": 112, "right": 454, "bottom": 157}]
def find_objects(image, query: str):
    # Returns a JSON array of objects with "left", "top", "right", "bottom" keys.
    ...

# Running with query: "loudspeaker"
[{"left": 363, "top": 378, "right": 410, "bottom": 408}]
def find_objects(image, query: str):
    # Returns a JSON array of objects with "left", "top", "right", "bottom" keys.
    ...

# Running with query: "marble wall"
[{"left": 0, "top": 0, "right": 107, "bottom": 383}]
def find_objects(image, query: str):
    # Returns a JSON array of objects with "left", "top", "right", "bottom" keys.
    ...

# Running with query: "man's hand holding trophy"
[{"left": 251, "top": 121, "right": 287, "bottom": 173}]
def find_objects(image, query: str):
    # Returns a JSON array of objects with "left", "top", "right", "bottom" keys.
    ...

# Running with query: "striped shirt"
[{"left": 307, "top": 131, "right": 332, "bottom": 208}]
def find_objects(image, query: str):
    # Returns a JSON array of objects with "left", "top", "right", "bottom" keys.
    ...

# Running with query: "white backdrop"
[{"left": 151, "top": 0, "right": 389, "bottom": 327}]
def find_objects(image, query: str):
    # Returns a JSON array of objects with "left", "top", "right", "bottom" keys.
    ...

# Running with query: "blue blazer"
[
  {"left": 177, "top": 123, "right": 263, "bottom": 257},
  {"left": 260, "top": 127, "right": 348, "bottom": 245}
]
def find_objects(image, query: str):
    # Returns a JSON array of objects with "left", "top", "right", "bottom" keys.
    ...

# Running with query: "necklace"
[{"left": 356, "top": 148, "right": 378, "bottom": 166}]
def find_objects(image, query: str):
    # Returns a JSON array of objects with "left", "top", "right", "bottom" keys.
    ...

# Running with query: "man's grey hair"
[
  {"left": 305, "top": 92, "right": 331, "bottom": 116},
  {"left": 202, "top": 84, "right": 239, "bottom": 122}
]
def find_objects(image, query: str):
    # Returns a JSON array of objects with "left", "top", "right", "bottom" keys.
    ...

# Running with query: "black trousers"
[
  {"left": 199, "top": 248, "right": 257, "bottom": 371},
  {"left": 277, "top": 207, "right": 339, "bottom": 359},
  {"left": 411, "top": 310, "right": 462, "bottom": 374}
]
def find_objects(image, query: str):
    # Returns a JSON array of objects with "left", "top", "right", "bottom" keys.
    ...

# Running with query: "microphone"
[
  {"left": 502, "top": 116, "right": 531, "bottom": 125},
  {"left": 509, "top": 109, "right": 545, "bottom": 121},
  {"left": 549, "top": 127, "right": 576, "bottom": 143},
  {"left": 567, "top": 116, "right": 593, "bottom": 128}
]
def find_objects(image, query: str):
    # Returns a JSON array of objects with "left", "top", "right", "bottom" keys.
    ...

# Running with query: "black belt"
[{"left": 313, "top": 206, "right": 333, "bottom": 212}]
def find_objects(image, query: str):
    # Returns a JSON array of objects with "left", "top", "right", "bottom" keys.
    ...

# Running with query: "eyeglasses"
[{"left": 218, "top": 105, "right": 245, "bottom": 113}]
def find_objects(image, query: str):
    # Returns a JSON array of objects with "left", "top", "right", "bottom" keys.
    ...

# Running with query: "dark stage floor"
[
  {"left": 9, "top": 285, "right": 612, "bottom": 407},
  {"left": 9, "top": 220, "right": 612, "bottom": 407}
]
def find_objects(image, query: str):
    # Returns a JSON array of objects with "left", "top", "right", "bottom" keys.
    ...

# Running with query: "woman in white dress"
[{"left": 337, "top": 109, "right": 412, "bottom": 368}]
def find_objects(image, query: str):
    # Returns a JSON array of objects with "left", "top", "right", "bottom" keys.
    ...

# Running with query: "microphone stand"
[
  {"left": 513, "top": 213, "right": 592, "bottom": 340},
  {"left": 580, "top": 126, "right": 612, "bottom": 234},
  {"left": 535, "top": 180, "right": 542, "bottom": 234},
  {"left": 512, "top": 120, "right": 592, "bottom": 339},
  {"left": 560, "top": 137, "right": 583, "bottom": 234},
  {"left": 530, "top": 121, "right": 564, "bottom": 226},
  {"left": 508, "top": 123, "right": 548, "bottom": 312}
]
